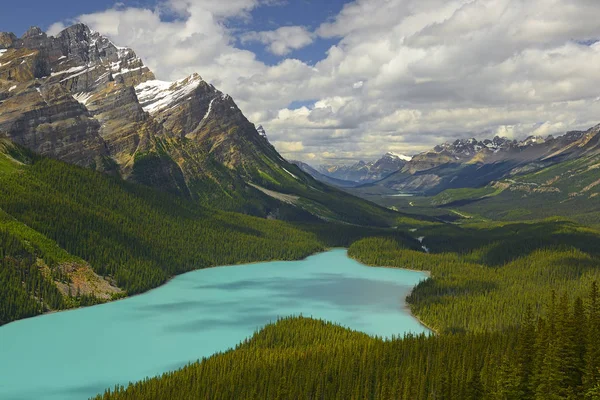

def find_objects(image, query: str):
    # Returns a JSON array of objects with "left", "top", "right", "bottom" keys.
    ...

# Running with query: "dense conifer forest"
[
  {"left": 0, "top": 229, "right": 64, "bottom": 324},
  {"left": 95, "top": 284, "right": 600, "bottom": 399},
  {"left": 92, "top": 217, "right": 600, "bottom": 399},
  {"left": 0, "top": 145, "right": 414, "bottom": 325},
  {"left": 349, "top": 220, "right": 600, "bottom": 332},
  {"left": 2, "top": 142, "right": 600, "bottom": 399}
]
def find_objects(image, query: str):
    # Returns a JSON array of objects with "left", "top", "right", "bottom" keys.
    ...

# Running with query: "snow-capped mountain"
[
  {"left": 318, "top": 152, "right": 411, "bottom": 184},
  {"left": 0, "top": 23, "right": 278, "bottom": 181},
  {"left": 0, "top": 23, "right": 395, "bottom": 225},
  {"left": 386, "top": 152, "right": 412, "bottom": 162},
  {"left": 362, "top": 127, "right": 597, "bottom": 195}
]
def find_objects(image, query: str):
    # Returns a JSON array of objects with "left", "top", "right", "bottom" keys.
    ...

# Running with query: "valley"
[
  {"left": 298, "top": 124, "right": 600, "bottom": 229},
  {"left": 0, "top": 18, "right": 599, "bottom": 400},
  {"left": 96, "top": 218, "right": 600, "bottom": 399}
]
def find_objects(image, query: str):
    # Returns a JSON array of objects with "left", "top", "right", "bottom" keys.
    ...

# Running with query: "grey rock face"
[
  {"left": 0, "top": 23, "right": 290, "bottom": 201},
  {"left": 0, "top": 23, "right": 156, "bottom": 172},
  {"left": 0, "top": 84, "right": 108, "bottom": 168},
  {"left": 0, "top": 32, "right": 17, "bottom": 48}
]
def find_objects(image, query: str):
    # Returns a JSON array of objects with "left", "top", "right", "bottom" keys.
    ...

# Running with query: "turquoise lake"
[{"left": 0, "top": 249, "right": 429, "bottom": 400}]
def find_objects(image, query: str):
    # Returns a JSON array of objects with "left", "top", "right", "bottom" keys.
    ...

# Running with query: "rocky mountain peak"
[
  {"left": 0, "top": 22, "right": 387, "bottom": 221},
  {"left": 256, "top": 125, "right": 268, "bottom": 138},
  {"left": 22, "top": 26, "right": 46, "bottom": 39},
  {"left": 0, "top": 32, "right": 17, "bottom": 48},
  {"left": 384, "top": 151, "right": 412, "bottom": 162},
  {"left": 434, "top": 138, "right": 484, "bottom": 157},
  {"left": 519, "top": 135, "right": 546, "bottom": 147}
]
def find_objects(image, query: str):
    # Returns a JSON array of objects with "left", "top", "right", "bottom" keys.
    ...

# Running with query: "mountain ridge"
[
  {"left": 349, "top": 124, "right": 600, "bottom": 196},
  {"left": 314, "top": 152, "right": 412, "bottom": 184},
  {"left": 0, "top": 23, "right": 399, "bottom": 226}
]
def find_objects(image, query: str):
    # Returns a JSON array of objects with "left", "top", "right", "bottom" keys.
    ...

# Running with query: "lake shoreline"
[
  {"left": 0, "top": 249, "right": 431, "bottom": 400},
  {"left": 6, "top": 248, "right": 431, "bottom": 337},
  {"left": 9, "top": 247, "right": 358, "bottom": 325},
  {"left": 347, "top": 254, "right": 435, "bottom": 334},
  {"left": 15, "top": 247, "right": 334, "bottom": 325}
]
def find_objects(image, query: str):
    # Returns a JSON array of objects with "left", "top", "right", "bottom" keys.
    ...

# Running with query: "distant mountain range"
[
  {"left": 296, "top": 125, "right": 600, "bottom": 202},
  {"left": 362, "top": 125, "right": 600, "bottom": 196},
  {"left": 290, "top": 160, "right": 358, "bottom": 188},
  {"left": 0, "top": 24, "right": 397, "bottom": 226},
  {"left": 298, "top": 152, "right": 412, "bottom": 185}
]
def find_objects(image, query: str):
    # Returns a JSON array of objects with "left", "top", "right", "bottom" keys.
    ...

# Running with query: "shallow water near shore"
[{"left": 0, "top": 249, "right": 429, "bottom": 400}]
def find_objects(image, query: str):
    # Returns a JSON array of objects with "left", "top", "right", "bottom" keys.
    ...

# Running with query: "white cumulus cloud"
[
  {"left": 241, "top": 26, "right": 315, "bottom": 55},
  {"left": 45, "top": 0, "right": 600, "bottom": 165}
]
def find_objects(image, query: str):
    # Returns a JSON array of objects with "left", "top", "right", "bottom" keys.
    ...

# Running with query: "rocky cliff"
[{"left": 0, "top": 24, "right": 396, "bottom": 226}]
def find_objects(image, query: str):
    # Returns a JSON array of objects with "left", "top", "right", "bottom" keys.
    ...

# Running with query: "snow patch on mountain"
[
  {"left": 60, "top": 66, "right": 98, "bottom": 83},
  {"left": 73, "top": 92, "right": 93, "bottom": 106},
  {"left": 256, "top": 125, "right": 268, "bottom": 138},
  {"left": 135, "top": 73, "right": 203, "bottom": 114},
  {"left": 112, "top": 66, "right": 145, "bottom": 77},
  {"left": 200, "top": 98, "right": 216, "bottom": 124},
  {"left": 282, "top": 167, "right": 298, "bottom": 180},
  {"left": 50, "top": 65, "right": 86, "bottom": 77},
  {"left": 386, "top": 152, "right": 412, "bottom": 161}
]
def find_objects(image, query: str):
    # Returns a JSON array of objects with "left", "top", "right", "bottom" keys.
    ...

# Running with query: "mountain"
[
  {"left": 0, "top": 138, "right": 319, "bottom": 325},
  {"left": 0, "top": 136, "right": 423, "bottom": 326},
  {"left": 318, "top": 152, "right": 411, "bottom": 184},
  {"left": 353, "top": 125, "right": 600, "bottom": 196},
  {"left": 0, "top": 24, "right": 398, "bottom": 226},
  {"left": 291, "top": 160, "right": 358, "bottom": 188}
]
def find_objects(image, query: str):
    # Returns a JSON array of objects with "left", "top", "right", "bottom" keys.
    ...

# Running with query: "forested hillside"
[
  {"left": 349, "top": 220, "right": 600, "bottom": 332},
  {"left": 93, "top": 217, "right": 600, "bottom": 399},
  {"left": 0, "top": 228, "right": 65, "bottom": 325},
  {"left": 0, "top": 141, "right": 418, "bottom": 325},
  {"left": 96, "top": 285, "right": 600, "bottom": 400}
]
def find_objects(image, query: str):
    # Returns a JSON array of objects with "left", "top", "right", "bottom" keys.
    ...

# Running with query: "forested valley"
[
  {"left": 2, "top": 143, "right": 600, "bottom": 399},
  {"left": 96, "top": 285, "right": 600, "bottom": 400},
  {"left": 0, "top": 144, "right": 414, "bottom": 325},
  {"left": 93, "top": 217, "right": 600, "bottom": 399}
]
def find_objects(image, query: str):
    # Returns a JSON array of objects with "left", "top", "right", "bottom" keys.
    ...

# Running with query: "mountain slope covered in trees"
[
  {"left": 0, "top": 140, "right": 420, "bottom": 325},
  {"left": 93, "top": 216, "right": 600, "bottom": 399}
]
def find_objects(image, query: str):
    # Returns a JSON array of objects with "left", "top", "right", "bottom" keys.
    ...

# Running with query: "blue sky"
[
  {"left": 234, "top": 0, "right": 345, "bottom": 65},
  {"left": 1, "top": 0, "right": 125, "bottom": 35},
  {"left": 1, "top": 0, "right": 346, "bottom": 67}
]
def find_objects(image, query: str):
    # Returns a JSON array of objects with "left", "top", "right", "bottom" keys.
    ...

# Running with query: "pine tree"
[
  {"left": 466, "top": 371, "right": 484, "bottom": 400},
  {"left": 585, "top": 282, "right": 600, "bottom": 393},
  {"left": 516, "top": 305, "right": 536, "bottom": 399},
  {"left": 495, "top": 356, "right": 523, "bottom": 400}
]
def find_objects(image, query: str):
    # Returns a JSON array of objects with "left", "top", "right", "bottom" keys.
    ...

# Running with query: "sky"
[{"left": 2, "top": 0, "right": 600, "bottom": 165}]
